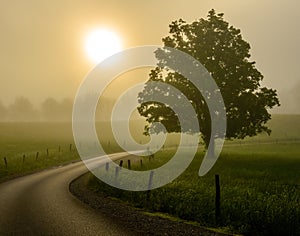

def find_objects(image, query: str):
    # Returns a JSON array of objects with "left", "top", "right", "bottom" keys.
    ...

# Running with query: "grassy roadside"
[
  {"left": 0, "top": 122, "right": 124, "bottom": 181},
  {"left": 0, "top": 120, "right": 160, "bottom": 181},
  {"left": 88, "top": 143, "right": 300, "bottom": 236},
  {"left": 0, "top": 122, "right": 77, "bottom": 181}
]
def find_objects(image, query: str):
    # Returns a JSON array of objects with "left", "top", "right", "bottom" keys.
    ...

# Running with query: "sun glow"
[{"left": 85, "top": 29, "right": 122, "bottom": 64}]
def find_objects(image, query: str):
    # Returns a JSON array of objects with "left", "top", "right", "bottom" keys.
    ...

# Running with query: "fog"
[{"left": 0, "top": 0, "right": 299, "bottom": 114}]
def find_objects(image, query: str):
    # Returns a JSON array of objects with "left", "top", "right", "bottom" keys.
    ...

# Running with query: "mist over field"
[{"left": 0, "top": 0, "right": 300, "bottom": 115}]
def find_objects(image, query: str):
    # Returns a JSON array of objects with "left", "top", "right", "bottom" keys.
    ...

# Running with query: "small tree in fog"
[
  {"left": 41, "top": 97, "right": 60, "bottom": 121},
  {"left": 8, "top": 97, "right": 38, "bottom": 121},
  {"left": 41, "top": 97, "right": 73, "bottom": 121}
]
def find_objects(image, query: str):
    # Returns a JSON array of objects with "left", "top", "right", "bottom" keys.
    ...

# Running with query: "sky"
[{"left": 0, "top": 0, "right": 299, "bottom": 113}]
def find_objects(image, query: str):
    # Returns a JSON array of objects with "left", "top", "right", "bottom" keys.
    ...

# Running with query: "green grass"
[
  {"left": 0, "top": 121, "right": 129, "bottom": 180},
  {"left": 88, "top": 114, "right": 300, "bottom": 235},
  {"left": 0, "top": 122, "right": 79, "bottom": 180},
  {"left": 90, "top": 144, "right": 300, "bottom": 235},
  {"left": 0, "top": 120, "right": 163, "bottom": 180},
  {"left": 0, "top": 115, "right": 300, "bottom": 235}
]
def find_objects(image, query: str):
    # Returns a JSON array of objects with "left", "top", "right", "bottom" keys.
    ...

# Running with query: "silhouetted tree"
[
  {"left": 138, "top": 9, "right": 280, "bottom": 148},
  {"left": 8, "top": 97, "right": 38, "bottom": 121},
  {"left": 41, "top": 97, "right": 73, "bottom": 121},
  {"left": 41, "top": 97, "right": 60, "bottom": 121}
]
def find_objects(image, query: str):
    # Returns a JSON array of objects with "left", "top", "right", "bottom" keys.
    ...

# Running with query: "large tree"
[{"left": 137, "top": 9, "right": 280, "bottom": 148}]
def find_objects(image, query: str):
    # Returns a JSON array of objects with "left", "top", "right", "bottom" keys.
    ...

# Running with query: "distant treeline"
[
  {"left": 0, "top": 97, "right": 72, "bottom": 122},
  {"left": 0, "top": 96, "right": 115, "bottom": 122}
]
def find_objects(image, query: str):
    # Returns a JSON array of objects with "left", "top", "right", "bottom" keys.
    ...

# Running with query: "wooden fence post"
[
  {"left": 115, "top": 166, "right": 119, "bottom": 178},
  {"left": 3, "top": 157, "right": 7, "bottom": 168},
  {"left": 215, "top": 174, "right": 221, "bottom": 225},
  {"left": 119, "top": 160, "right": 123, "bottom": 167},
  {"left": 148, "top": 171, "right": 154, "bottom": 190},
  {"left": 46, "top": 149, "right": 49, "bottom": 156},
  {"left": 127, "top": 160, "right": 131, "bottom": 170},
  {"left": 36, "top": 152, "right": 39, "bottom": 161},
  {"left": 147, "top": 171, "right": 154, "bottom": 201}
]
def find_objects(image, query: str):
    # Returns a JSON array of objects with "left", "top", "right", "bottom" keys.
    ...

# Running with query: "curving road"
[{"left": 0, "top": 153, "right": 137, "bottom": 236}]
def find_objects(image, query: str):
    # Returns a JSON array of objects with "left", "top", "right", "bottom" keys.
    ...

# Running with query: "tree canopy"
[{"left": 137, "top": 9, "right": 280, "bottom": 147}]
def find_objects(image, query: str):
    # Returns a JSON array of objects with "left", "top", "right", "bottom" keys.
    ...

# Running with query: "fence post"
[
  {"left": 22, "top": 154, "right": 25, "bottom": 164},
  {"left": 69, "top": 144, "right": 72, "bottom": 152},
  {"left": 140, "top": 159, "right": 143, "bottom": 168},
  {"left": 46, "top": 149, "right": 49, "bottom": 156},
  {"left": 115, "top": 166, "right": 120, "bottom": 178},
  {"left": 147, "top": 171, "right": 154, "bottom": 201},
  {"left": 4, "top": 157, "right": 7, "bottom": 168},
  {"left": 127, "top": 160, "right": 131, "bottom": 170},
  {"left": 36, "top": 152, "right": 39, "bottom": 161},
  {"left": 215, "top": 174, "right": 221, "bottom": 225}
]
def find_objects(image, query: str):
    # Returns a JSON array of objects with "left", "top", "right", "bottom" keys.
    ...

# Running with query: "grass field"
[
  {"left": 0, "top": 122, "right": 78, "bottom": 180},
  {"left": 87, "top": 115, "right": 300, "bottom": 236},
  {"left": 0, "top": 121, "right": 129, "bottom": 180},
  {"left": 0, "top": 115, "right": 299, "bottom": 235},
  {"left": 0, "top": 118, "right": 185, "bottom": 180}
]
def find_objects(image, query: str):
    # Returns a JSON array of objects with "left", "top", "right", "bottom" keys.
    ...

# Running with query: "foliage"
[{"left": 138, "top": 9, "right": 280, "bottom": 147}]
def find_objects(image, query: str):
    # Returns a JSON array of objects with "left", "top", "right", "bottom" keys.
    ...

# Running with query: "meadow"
[
  {"left": 0, "top": 115, "right": 299, "bottom": 235},
  {"left": 0, "top": 122, "right": 79, "bottom": 180},
  {"left": 0, "top": 121, "right": 132, "bottom": 180},
  {"left": 0, "top": 118, "right": 181, "bottom": 181},
  {"left": 88, "top": 115, "right": 300, "bottom": 236}
]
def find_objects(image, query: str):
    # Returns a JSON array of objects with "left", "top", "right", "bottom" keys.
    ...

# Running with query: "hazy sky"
[{"left": 0, "top": 0, "right": 299, "bottom": 113}]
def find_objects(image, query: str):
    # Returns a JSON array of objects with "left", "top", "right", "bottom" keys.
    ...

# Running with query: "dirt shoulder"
[{"left": 69, "top": 172, "right": 233, "bottom": 236}]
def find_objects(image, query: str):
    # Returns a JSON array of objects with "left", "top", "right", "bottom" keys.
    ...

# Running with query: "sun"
[{"left": 85, "top": 29, "right": 122, "bottom": 64}]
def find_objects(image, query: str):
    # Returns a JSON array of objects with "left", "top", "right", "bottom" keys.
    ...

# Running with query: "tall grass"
[{"left": 89, "top": 143, "right": 300, "bottom": 235}]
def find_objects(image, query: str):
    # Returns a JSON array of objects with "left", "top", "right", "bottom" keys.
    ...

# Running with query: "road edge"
[{"left": 69, "top": 172, "right": 236, "bottom": 236}]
